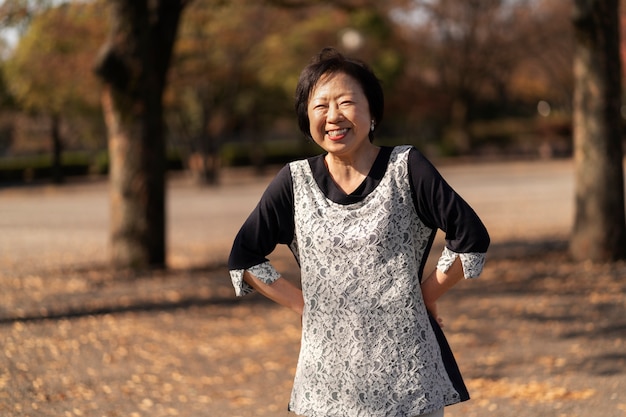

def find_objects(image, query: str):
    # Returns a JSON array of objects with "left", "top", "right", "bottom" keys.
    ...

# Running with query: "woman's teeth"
[{"left": 328, "top": 128, "right": 348, "bottom": 138}]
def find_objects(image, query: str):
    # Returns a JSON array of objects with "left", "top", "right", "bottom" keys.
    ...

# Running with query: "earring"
[{"left": 370, "top": 120, "right": 375, "bottom": 132}]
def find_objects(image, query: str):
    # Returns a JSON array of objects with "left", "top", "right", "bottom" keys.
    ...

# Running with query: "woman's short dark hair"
[{"left": 295, "top": 47, "right": 384, "bottom": 142}]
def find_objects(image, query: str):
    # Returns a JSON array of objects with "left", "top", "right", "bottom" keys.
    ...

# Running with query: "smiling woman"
[
  {"left": 306, "top": 71, "right": 378, "bottom": 193},
  {"left": 295, "top": 48, "right": 386, "bottom": 193},
  {"left": 295, "top": 48, "right": 384, "bottom": 144},
  {"left": 228, "top": 47, "right": 490, "bottom": 417},
  {"left": 308, "top": 73, "right": 371, "bottom": 141}
]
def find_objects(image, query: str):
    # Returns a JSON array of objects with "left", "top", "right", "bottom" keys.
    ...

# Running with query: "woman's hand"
[
  {"left": 421, "top": 257, "right": 464, "bottom": 328},
  {"left": 425, "top": 300, "right": 444, "bottom": 328}
]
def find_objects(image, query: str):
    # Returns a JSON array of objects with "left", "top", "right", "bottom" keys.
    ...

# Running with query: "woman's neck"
[{"left": 324, "top": 144, "right": 380, "bottom": 194}]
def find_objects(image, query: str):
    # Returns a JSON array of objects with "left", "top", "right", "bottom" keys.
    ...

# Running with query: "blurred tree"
[
  {"left": 0, "top": 0, "right": 58, "bottom": 27},
  {"left": 508, "top": 1, "right": 574, "bottom": 113},
  {"left": 0, "top": 59, "right": 14, "bottom": 108},
  {"left": 570, "top": 0, "right": 626, "bottom": 261},
  {"left": 167, "top": 0, "right": 292, "bottom": 184},
  {"left": 257, "top": 1, "right": 406, "bottom": 110},
  {"left": 388, "top": 0, "right": 579, "bottom": 156},
  {"left": 3, "top": 2, "right": 105, "bottom": 183},
  {"left": 0, "top": 61, "right": 15, "bottom": 155},
  {"left": 167, "top": 0, "right": 404, "bottom": 183},
  {"left": 393, "top": 0, "right": 543, "bottom": 154},
  {"left": 94, "top": 0, "right": 188, "bottom": 269}
]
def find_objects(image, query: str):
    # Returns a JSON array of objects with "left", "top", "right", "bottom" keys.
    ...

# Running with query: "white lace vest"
[{"left": 288, "top": 146, "right": 460, "bottom": 417}]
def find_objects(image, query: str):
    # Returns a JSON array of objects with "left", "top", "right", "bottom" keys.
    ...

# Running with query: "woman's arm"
[
  {"left": 229, "top": 165, "right": 296, "bottom": 297},
  {"left": 243, "top": 271, "right": 304, "bottom": 316},
  {"left": 421, "top": 257, "right": 464, "bottom": 327},
  {"left": 408, "top": 148, "right": 490, "bottom": 259}
]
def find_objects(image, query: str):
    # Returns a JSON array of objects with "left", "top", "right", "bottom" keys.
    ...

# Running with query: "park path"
[{"left": 0, "top": 158, "right": 574, "bottom": 273}]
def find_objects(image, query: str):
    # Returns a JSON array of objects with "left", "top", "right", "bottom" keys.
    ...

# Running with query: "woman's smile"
[{"left": 327, "top": 128, "right": 349, "bottom": 140}]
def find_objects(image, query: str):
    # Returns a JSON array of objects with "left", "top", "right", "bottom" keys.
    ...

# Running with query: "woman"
[{"left": 228, "top": 48, "right": 490, "bottom": 417}]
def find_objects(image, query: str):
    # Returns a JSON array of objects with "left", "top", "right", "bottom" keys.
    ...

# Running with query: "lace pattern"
[
  {"left": 230, "top": 261, "right": 281, "bottom": 297},
  {"left": 288, "top": 146, "right": 460, "bottom": 417},
  {"left": 436, "top": 246, "right": 486, "bottom": 279}
]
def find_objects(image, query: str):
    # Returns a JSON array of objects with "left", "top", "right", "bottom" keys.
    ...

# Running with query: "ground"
[{"left": 0, "top": 160, "right": 625, "bottom": 417}]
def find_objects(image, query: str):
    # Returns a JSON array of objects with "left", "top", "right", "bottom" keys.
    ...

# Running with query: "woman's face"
[{"left": 307, "top": 72, "right": 372, "bottom": 157}]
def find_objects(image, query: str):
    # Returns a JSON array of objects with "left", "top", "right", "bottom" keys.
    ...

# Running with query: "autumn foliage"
[{"left": 1, "top": 0, "right": 578, "bottom": 160}]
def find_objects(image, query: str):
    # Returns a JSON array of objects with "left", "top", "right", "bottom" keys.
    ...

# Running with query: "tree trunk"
[
  {"left": 95, "top": 0, "right": 186, "bottom": 268},
  {"left": 194, "top": 97, "right": 220, "bottom": 185},
  {"left": 570, "top": 0, "right": 626, "bottom": 261},
  {"left": 446, "top": 98, "right": 471, "bottom": 155},
  {"left": 50, "top": 114, "right": 64, "bottom": 185}
]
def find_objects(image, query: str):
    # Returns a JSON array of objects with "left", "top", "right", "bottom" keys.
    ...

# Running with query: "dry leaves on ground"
[{"left": 1, "top": 241, "right": 625, "bottom": 417}]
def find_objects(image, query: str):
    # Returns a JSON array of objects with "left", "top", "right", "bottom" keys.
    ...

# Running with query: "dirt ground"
[{"left": 1, "top": 163, "right": 625, "bottom": 417}]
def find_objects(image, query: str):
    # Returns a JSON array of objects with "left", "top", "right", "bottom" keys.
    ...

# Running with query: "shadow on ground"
[{"left": 1, "top": 237, "right": 625, "bottom": 417}]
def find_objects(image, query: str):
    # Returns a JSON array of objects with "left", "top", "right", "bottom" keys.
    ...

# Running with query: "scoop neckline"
[{"left": 307, "top": 146, "right": 393, "bottom": 205}]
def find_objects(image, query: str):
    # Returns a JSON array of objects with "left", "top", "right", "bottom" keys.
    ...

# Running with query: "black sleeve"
[
  {"left": 408, "top": 148, "right": 490, "bottom": 253},
  {"left": 228, "top": 164, "right": 295, "bottom": 269}
]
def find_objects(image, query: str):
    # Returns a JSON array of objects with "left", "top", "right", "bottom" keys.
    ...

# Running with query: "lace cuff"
[
  {"left": 229, "top": 261, "right": 281, "bottom": 297},
  {"left": 436, "top": 246, "right": 486, "bottom": 279}
]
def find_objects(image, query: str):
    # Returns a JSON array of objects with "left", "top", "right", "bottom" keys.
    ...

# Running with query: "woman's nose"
[{"left": 327, "top": 104, "right": 343, "bottom": 122}]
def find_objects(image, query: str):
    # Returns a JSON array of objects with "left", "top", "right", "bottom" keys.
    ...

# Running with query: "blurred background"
[
  {"left": 0, "top": 0, "right": 584, "bottom": 185},
  {"left": 1, "top": 2, "right": 625, "bottom": 417}
]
